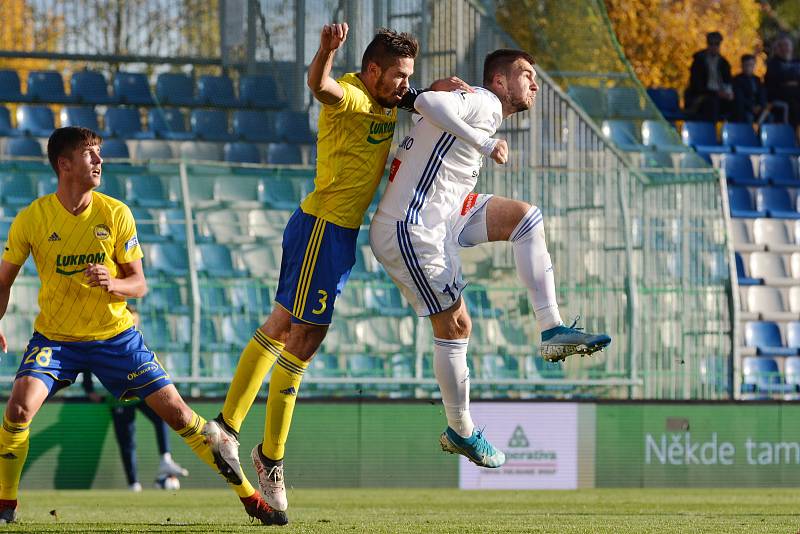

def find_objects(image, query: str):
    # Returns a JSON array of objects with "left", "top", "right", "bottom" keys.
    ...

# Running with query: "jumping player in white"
[{"left": 369, "top": 49, "right": 611, "bottom": 467}]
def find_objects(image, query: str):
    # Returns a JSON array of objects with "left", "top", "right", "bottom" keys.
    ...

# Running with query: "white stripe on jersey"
[{"left": 376, "top": 88, "right": 502, "bottom": 228}]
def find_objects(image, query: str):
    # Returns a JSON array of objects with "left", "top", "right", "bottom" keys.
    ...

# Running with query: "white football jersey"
[{"left": 374, "top": 87, "right": 503, "bottom": 227}]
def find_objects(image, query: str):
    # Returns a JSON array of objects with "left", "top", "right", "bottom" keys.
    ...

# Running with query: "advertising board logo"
[{"left": 508, "top": 425, "right": 530, "bottom": 448}]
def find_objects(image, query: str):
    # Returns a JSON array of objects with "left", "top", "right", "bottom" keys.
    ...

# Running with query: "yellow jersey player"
[
  {"left": 202, "top": 23, "right": 472, "bottom": 519},
  {"left": 0, "top": 127, "right": 285, "bottom": 525}
]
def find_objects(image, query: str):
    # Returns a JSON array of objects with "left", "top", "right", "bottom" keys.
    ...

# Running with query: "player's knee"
[
  {"left": 5, "top": 402, "right": 34, "bottom": 424},
  {"left": 450, "top": 312, "right": 472, "bottom": 339}
]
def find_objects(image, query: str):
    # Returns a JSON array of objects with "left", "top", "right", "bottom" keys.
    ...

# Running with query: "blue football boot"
[
  {"left": 439, "top": 427, "right": 506, "bottom": 468},
  {"left": 540, "top": 317, "right": 611, "bottom": 362}
]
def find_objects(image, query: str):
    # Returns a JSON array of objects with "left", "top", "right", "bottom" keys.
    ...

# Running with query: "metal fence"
[{"left": 0, "top": 0, "right": 733, "bottom": 399}]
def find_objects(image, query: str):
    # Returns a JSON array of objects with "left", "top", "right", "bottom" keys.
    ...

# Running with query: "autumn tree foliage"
[{"left": 0, "top": 0, "right": 64, "bottom": 89}]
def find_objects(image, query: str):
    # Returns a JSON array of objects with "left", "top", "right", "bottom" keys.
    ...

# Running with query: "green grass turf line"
[{"left": 3, "top": 488, "right": 799, "bottom": 533}]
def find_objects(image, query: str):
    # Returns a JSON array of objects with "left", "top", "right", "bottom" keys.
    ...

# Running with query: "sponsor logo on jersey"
[
  {"left": 48, "top": 232, "right": 61, "bottom": 242},
  {"left": 127, "top": 361, "right": 160, "bottom": 381},
  {"left": 125, "top": 235, "right": 139, "bottom": 252},
  {"left": 55, "top": 251, "right": 106, "bottom": 275},
  {"left": 366, "top": 120, "right": 396, "bottom": 144},
  {"left": 94, "top": 224, "right": 111, "bottom": 241},
  {"left": 388, "top": 158, "right": 402, "bottom": 182},
  {"left": 461, "top": 193, "right": 479, "bottom": 215}
]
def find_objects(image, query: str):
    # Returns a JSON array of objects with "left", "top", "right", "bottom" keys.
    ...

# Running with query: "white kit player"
[{"left": 369, "top": 49, "right": 611, "bottom": 468}]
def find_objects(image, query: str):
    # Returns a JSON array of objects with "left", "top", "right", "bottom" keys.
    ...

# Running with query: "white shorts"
[{"left": 369, "top": 193, "right": 493, "bottom": 317}]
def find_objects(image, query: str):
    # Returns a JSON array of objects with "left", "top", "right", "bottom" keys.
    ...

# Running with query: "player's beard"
[
  {"left": 506, "top": 91, "right": 532, "bottom": 113},
  {"left": 374, "top": 72, "right": 405, "bottom": 109}
]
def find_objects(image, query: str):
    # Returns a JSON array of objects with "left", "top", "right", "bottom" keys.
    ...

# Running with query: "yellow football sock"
[
  {"left": 222, "top": 330, "right": 283, "bottom": 432},
  {"left": 178, "top": 412, "right": 256, "bottom": 498},
  {"left": 263, "top": 349, "right": 308, "bottom": 460},
  {"left": 0, "top": 417, "right": 30, "bottom": 500}
]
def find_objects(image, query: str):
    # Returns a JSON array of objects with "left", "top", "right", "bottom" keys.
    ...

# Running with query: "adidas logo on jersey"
[{"left": 48, "top": 232, "right": 60, "bottom": 242}]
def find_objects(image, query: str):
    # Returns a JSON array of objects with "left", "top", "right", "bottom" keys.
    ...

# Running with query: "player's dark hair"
[
  {"left": 741, "top": 53, "right": 756, "bottom": 63},
  {"left": 483, "top": 49, "right": 535, "bottom": 86},
  {"left": 361, "top": 28, "right": 418, "bottom": 72},
  {"left": 47, "top": 126, "right": 102, "bottom": 174}
]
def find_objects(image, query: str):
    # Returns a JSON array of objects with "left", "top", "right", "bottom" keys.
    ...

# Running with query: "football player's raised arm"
[
  {"left": 414, "top": 91, "right": 499, "bottom": 157},
  {"left": 308, "top": 23, "right": 348, "bottom": 105}
]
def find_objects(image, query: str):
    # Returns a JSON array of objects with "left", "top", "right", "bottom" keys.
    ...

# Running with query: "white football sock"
[
  {"left": 510, "top": 206, "right": 563, "bottom": 332},
  {"left": 433, "top": 337, "right": 474, "bottom": 438}
]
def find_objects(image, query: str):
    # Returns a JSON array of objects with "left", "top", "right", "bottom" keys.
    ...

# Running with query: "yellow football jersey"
[
  {"left": 300, "top": 72, "right": 397, "bottom": 229},
  {"left": 3, "top": 191, "right": 143, "bottom": 342}
]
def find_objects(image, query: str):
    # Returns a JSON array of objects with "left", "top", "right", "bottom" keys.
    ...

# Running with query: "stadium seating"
[
  {"left": 131, "top": 207, "right": 165, "bottom": 243},
  {"left": 721, "top": 122, "right": 770, "bottom": 155},
  {"left": 232, "top": 110, "right": 278, "bottom": 143},
  {"left": 752, "top": 218, "right": 796, "bottom": 252},
  {"left": 640, "top": 120, "right": 687, "bottom": 152},
  {"left": 0, "top": 70, "right": 27, "bottom": 102},
  {"left": 601, "top": 120, "right": 645, "bottom": 151},
  {"left": 721, "top": 154, "right": 761, "bottom": 186},
  {"left": 180, "top": 140, "right": 223, "bottom": 161},
  {"left": 735, "top": 253, "right": 762, "bottom": 285},
  {"left": 266, "top": 143, "right": 302, "bottom": 165},
  {"left": 640, "top": 151, "right": 673, "bottom": 169},
  {"left": 741, "top": 356, "right": 795, "bottom": 397},
  {"left": 194, "top": 243, "right": 245, "bottom": 278},
  {"left": 606, "top": 86, "right": 646, "bottom": 119},
  {"left": 71, "top": 70, "right": 115, "bottom": 105},
  {"left": 215, "top": 175, "right": 261, "bottom": 207},
  {"left": 144, "top": 242, "right": 189, "bottom": 277},
  {"left": 17, "top": 106, "right": 55, "bottom": 137},
  {"left": 260, "top": 176, "right": 299, "bottom": 209},
  {"left": 5, "top": 137, "right": 43, "bottom": 158},
  {"left": 27, "top": 71, "right": 70, "bottom": 103},
  {"left": 0, "top": 106, "right": 17, "bottom": 137},
  {"left": 364, "top": 284, "right": 406, "bottom": 316},
  {"left": 759, "top": 154, "right": 797, "bottom": 186},
  {"left": 0, "top": 175, "right": 36, "bottom": 205},
  {"left": 197, "top": 75, "right": 238, "bottom": 107},
  {"left": 148, "top": 108, "right": 194, "bottom": 141},
  {"left": 113, "top": 71, "right": 155, "bottom": 105},
  {"left": 728, "top": 186, "right": 767, "bottom": 218},
  {"left": 567, "top": 85, "right": 606, "bottom": 117},
  {"left": 159, "top": 209, "right": 191, "bottom": 242},
  {"left": 191, "top": 110, "right": 234, "bottom": 142},
  {"left": 96, "top": 174, "right": 126, "bottom": 198},
  {"left": 760, "top": 123, "right": 800, "bottom": 156},
  {"left": 646, "top": 88, "right": 684, "bottom": 121},
  {"left": 239, "top": 74, "right": 284, "bottom": 109},
  {"left": 239, "top": 244, "right": 281, "bottom": 278},
  {"left": 229, "top": 279, "right": 271, "bottom": 313},
  {"left": 755, "top": 187, "right": 800, "bottom": 219},
  {"left": 126, "top": 175, "right": 174, "bottom": 207},
  {"left": 105, "top": 107, "right": 152, "bottom": 139},
  {"left": 224, "top": 141, "right": 262, "bottom": 164},
  {"left": 744, "top": 285, "right": 796, "bottom": 321},
  {"left": 60, "top": 106, "right": 100, "bottom": 131},
  {"left": 744, "top": 321, "right": 797, "bottom": 355},
  {"left": 681, "top": 121, "right": 729, "bottom": 154},
  {"left": 274, "top": 111, "right": 314, "bottom": 144},
  {"left": 134, "top": 140, "right": 175, "bottom": 161},
  {"left": 155, "top": 73, "right": 196, "bottom": 106},
  {"left": 100, "top": 139, "right": 131, "bottom": 160}
]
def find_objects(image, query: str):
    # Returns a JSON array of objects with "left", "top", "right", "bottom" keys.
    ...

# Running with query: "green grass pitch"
[{"left": 3, "top": 488, "right": 798, "bottom": 533}]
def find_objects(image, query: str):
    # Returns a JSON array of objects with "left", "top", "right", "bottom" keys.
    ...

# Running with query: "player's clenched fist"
[
  {"left": 85, "top": 262, "right": 115, "bottom": 292},
  {"left": 320, "top": 23, "right": 348, "bottom": 52},
  {"left": 490, "top": 139, "right": 508, "bottom": 164}
]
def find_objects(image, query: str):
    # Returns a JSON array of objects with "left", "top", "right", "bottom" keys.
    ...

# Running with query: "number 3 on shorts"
[
  {"left": 312, "top": 289, "right": 328, "bottom": 315},
  {"left": 23, "top": 346, "right": 53, "bottom": 367}
]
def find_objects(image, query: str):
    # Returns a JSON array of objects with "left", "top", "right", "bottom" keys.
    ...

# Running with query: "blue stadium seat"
[
  {"left": 347, "top": 354, "right": 385, "bottom": 378},
  {"left": 239, "top": 74, "right": 283, "bottom": 109},
  {"left": 567, "top": 85, "right": 606, "bottom": 117},
  {"left": 721, "top": 154, "right": 761, "bottom": 186},
  {"left": 95, "top": 174, "right": 126, "bottom": 199},
  {"left": 760, "top": 154, "right": 798, "bottom": 186},
  {"left": 678, "top": 151, "right": 712, "bottom": 168},
  {"left": 191, "top": 110, "right": 234, "bottom": 142},
  {"left": 785, "top": 356, "right": 800, "bottom": 395},
  {"left": 274, "top": 111, "right": 314, "bottom": 144},
  {"left": 266, "top": 143, "right": 302, "bottom": 164},
  {"left": 480, "top": 353, "right": 520, "bottom": 380},
  {"left": 197, "top": 75, "right": 238, "bottom": 107},
  {"left": 0, "top": 175, "right": 35, "bottom": 205},
  {"left": 71, "top": 70, "right": 114, "bottom": 105},
  {"left": 139, "top": 283, "right": 187, "bottom": 314},
  {"left": 640, "top": 151, "right": 674, "bottom": 169},
  {"left": 728, "top": 186, "right": 766, "bottom": 218},
  {"left": 722, "top": 122, "right": 770, "bottom": 155},
  {"left": 195, "top": 243, "right": 244, "bottom": 277},
  {"left": 786, "top": 322, "right": 800, "bottom": 351},
  {"left": 232, "top": 110, "right": 278, "bottom": 143},
  {"left": 113, "top": 71, "right": 154, "bottom": 105},
  {"left": 601, "top": 120, "right": 645, "bottom": 151},
  {"left": 681, "top": 121, "right": 729, "bottom": 154},
  {"left": 179, "top": 140, "right": 224, "bottom": 162},
  {"left": 145, "top": 243, "right": 189, "bottom": 277},
  {"left": 756, "top": 187, "right": 800, "bottom": 219},
  {"left": 105, "top": 107, "right": 153, "bottom": 139},
  {"left": 735, "top": 252, "right": 762, "bottom": 285},
  {"left": 229, "top": 279, "right": 271, "bottom": 313},
  {"left": 640, "top": 120, "right": 687, "bottom": 152},
  {"left": 745, "top": 321, "right": 797, "bottom": 356},
  {"left": 364, "top": 284, "right": 406, "bottom": 316},
  {"left": 224, "top": 142, "right": 262, "bottom": 164},
  {"left": 741, "top": 356, "right": 794, "bottom": 396},
  {"left": 159, "top": 209, "right": 191, "bottom": 242},
  {"left": 148, "top": 108, "right": 194, "bottom": 141},
  {"left": 199, "top": 283, "right": 231, "bottom": 314},
  {"left": 0, "top": 70, "right": 27, "bottom": 102},
  {"left": 259, "top": 177, "right": 298, "bottom": 209},
  {"left": 60, "top": 106, "right": 99, "bottom": 131},
  {"left": 155, "top": 73, "right": 196, "bottom": 107},
  {"left": 16, "top": 106, "right": 54, "bottom": 137},
  {"left": 131, "top": 207, "right": 165, "bottom": 243},
  {"left": 99, "top": 139, "right": 130, "bottom": 160},
  {"left": 216, "top": 176, "right": 262, "bottom": 208},
  {"left": 606, "top": 86, "right": 647, "bottom": 119},
  {"left": 239, "top": 244, "right": 282, "bottom": 278},
  {"left": 4, "top": 137, "right": 43, "bottom": 158},
  {"left": 27, "top": 71, "right": 70, "bottom": 103},
  {"left": 463, "top": 286, "right": 500, "bottom": 318},
  {"left": 126, "top": 175, "right": 174, "bottom": 208},
  {"left": 0, "top": 207, "right": 16, "bottom": 240},
  {"left": 760, "top": 123, "right": 800, "bottom": 156},
  {"left": 134, "top": 139, "right": 174, "bottom": 161},
  {"left": 0, "top": 106, "right": 18, "bottom": 137},
  {"left": 219, "top": 316, "right": 261, "bottom": 348},
  {"left": 310, "top": 353, "right": 343, "bottom": 378},
  {"left": 36, "top": 174, "right": 57, "bottom": 197},
  {"left": 646, "top": 88, "right": 685, "bottom": 121}
]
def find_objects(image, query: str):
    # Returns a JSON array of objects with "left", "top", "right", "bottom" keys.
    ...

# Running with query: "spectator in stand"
[
  {"left": 685, "top": 31, "right": 734, "bottom": 122},
  {"left": 733, "top": 54, "right": 769, "bottom": 124},
  {"left": 765, "top": 34, "right": 800, "bottom": 125}
]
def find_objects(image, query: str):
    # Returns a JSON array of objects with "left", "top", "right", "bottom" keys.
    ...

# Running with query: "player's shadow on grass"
[{"left": 24, "top": 401, "right": 112, "bottom": 489}]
